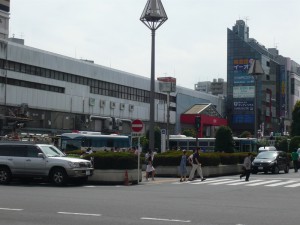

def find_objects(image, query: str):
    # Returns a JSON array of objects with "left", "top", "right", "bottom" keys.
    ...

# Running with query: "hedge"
[{"left": 67, "top": 150, "right": 254, "bottom": 170}]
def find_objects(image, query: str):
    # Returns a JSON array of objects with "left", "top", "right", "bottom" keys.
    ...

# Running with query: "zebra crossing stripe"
[
  {"left": 190, "top": 178, "right": 231, "bottom": 184},
  {"left": 227, "top": 179, "right": 262, "bottom": 185},
  {"left": 246, "top": 180, "right": 281, "bottom": 186},
  {"left": 285, "top": 182, "right": 300, "bottom": 188},
  {"left": 208, "top": 179, "right": 244, "bottom": 185},
  {"left": 265, "top": 180, "right": 297, "bottom": 187}
]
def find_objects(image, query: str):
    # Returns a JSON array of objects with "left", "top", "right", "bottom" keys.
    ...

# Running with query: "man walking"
[
  {"left": 188, "top": 147, "right": 206, "bottom": 181},
  {"left": 240, "top": 153, "right": 252, "bottom": 181},
  {"left": 291, "top": 150, "right": 299, "bottom": 172}
]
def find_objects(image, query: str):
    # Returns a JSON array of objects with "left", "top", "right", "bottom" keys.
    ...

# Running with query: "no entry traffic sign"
[{"left": 132, "top": 119, "right": 144, "bottom": 133}]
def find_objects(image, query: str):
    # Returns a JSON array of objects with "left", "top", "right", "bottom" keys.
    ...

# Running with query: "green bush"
[{"left": 219, "top": 153, "right": 239, "bottom": 165}]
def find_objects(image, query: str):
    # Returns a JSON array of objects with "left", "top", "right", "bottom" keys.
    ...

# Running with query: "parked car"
[
  {"left": 252, "top": 151, "right": 289, "bottom": 174},
  {"left": 0, "top": 142, "right": 93, "bottom": 186},
  {"left": 258, "top": 146, "right": 277, "bottom": 153}
]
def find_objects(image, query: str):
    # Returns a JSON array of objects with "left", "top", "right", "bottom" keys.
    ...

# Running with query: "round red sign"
[{"left": 132, "top": 119, "right": 144, "bottom": 132}]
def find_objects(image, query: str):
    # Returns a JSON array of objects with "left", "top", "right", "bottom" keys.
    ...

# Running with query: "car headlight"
[
  {"left": 68, "top": 162, "right": 80, "bottom": 168},
  {"left": 269, "top": 160, "right": 276, "bottom": 165}
]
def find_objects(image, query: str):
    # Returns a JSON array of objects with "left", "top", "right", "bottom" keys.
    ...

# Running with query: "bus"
[
  {"left": 60, "top": 131, "right": 131, "bottom": 152},
  {"left": 169, "top": 135, "right": 257, "bottom": 152}
]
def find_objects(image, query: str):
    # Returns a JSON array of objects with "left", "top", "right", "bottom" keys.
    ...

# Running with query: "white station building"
[{"left": 0, "top": 1, "right": 225, "bottom": 138}]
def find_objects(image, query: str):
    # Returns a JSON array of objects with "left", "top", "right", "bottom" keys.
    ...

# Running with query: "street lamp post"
[
  {"left": 140, "top": 0, "right": 168, "bottom": 151},
  {"left": 248, "top": 59, "right": 264, "bottom": 139}
]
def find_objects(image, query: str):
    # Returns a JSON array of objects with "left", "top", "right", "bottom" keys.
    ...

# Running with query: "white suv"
[{"left": 0, "top": 142, "right": 93, "bottom": 186}]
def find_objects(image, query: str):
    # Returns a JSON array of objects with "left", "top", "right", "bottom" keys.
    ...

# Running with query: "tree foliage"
[
  {"left": 240, "top": 131, "right": 252, "bottom": 138},
  {"left": 214, "top": 126, "right": 235, "bottom": 153},
  {"left": 291, "top": 101, "right": 300, "bottom": 136},
  {"left": 182, "top": 129, "right": 196, "bottom": 138}
]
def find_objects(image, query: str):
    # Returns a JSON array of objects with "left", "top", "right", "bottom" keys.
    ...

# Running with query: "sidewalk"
[{"left": 139, "top": 171, "right": 178, "bottom": 184}]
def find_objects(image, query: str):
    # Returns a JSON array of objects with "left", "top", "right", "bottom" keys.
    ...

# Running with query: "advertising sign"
[
  {"left": 233, "top": 86, "right": 255, "bottom": 98},
  {"left": 233, "top": 74, "right": 254, "bottom": 84},
  {"left": 232, "top": 114, "right": 254, "bottom": 124},
  {"left": 233, "top": 58, "right": 253, "bottom": 72},
  {"left": 233, "top": 101, "right": 254, "bottom": 111}
]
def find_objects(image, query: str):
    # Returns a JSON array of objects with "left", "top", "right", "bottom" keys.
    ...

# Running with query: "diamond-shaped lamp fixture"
[
  {"left": 140, "top": 0, "right": 168, "bottom": 30},
  {"left": 248, "top": 59, "right": 264, "bottom": 76}
]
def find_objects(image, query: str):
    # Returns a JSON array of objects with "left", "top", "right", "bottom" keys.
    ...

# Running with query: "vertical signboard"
[{"left": 0, "top": 0, "right": 10, "bottom": 12}]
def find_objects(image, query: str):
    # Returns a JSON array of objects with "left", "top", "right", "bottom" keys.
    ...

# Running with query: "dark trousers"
[
  {"left": 293, "top": 160, "right": 298, "bottom": 172},
  {"left": 241, "top": 169, "right": 251, "bottom": 181}
]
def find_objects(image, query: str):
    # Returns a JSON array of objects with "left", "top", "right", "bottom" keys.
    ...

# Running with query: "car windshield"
[
  {"left": 256, "top": 152, "right": 277, "bottom": 160},
  {"left": 39, "top": 145, "right": 65, "bottom": 157}
]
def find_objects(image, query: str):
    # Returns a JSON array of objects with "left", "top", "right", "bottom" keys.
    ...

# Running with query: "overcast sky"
[{"left": 9, "top": 0, "right": 300, "bottom": 89}]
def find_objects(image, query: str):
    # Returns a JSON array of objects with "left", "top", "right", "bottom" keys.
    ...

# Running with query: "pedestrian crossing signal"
[{"left": 195, "top": 117, "right": 201, "bottom": 129}]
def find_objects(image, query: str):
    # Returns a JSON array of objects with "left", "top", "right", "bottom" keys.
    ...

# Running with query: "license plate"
[
  {"left": 258, "top": 167, "right": 263, "bottom": 170},
  {"left": 86, "top": 170, "right": 91, "bottom": 175}
]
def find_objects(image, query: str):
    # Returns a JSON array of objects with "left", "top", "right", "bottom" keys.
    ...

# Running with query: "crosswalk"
[{"left": 172, "top": 177, "right": 300, "bottom": 188}]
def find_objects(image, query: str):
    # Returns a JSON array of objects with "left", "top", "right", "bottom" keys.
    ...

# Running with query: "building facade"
[{"left": 227, "top": 20, "right": 300, "bottom": 137}]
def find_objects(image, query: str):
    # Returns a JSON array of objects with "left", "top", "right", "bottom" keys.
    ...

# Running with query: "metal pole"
[
  {"left": 166, "top": 92, "right": 170, "bottom": 151},
  {"left": 149, "top": 29, "right": 155, "bottom": 151},
  {"left": 254, "top": 77, "right": 257, "bottom": 138},
  {"left": 137, "top": 136, "right": 140, "bottom": 184}
]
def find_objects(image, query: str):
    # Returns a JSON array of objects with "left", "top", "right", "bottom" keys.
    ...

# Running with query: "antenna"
[
  {"left": 244, "top": 16, "right": 250, "bottom": 25},
  {"left": 273, "top": 38, "right": 278, "bottom": 49}
]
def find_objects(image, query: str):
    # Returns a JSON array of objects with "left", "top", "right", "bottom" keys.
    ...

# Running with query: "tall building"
[
  {"left": 227, "top": 20, "right": 300, "bottom": 137},
  {"left": 195, "top": 78, "right": 227, "bottom": 97}
]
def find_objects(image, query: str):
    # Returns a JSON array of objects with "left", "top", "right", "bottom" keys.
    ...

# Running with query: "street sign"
[{"left": 132, "top": 119, "right": 144, "bottom": 133}]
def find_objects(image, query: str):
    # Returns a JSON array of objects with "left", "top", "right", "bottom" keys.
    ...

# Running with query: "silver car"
[{"left": 0, "top": 143, "right": 93, "bottom": 186}]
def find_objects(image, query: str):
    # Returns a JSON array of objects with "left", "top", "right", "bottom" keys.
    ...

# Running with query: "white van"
[{"left": 258, "top": 146, "right": 277, "bottom": 153}]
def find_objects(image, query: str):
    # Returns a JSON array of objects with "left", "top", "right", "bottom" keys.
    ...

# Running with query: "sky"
[{"left": 8, "top": 0, "right": 300, "bottom": 89}]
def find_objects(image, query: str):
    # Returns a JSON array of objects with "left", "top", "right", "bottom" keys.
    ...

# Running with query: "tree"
[
  {"left": 143, "top": 126, "right": 161, "bottom": 152},
  {"left": 214, "top": 126, "right": 235, "bottom": 153},
  {"left": 291, "top": 100, "right": 300, "bottom": 136},
  {"left": 240, "top": 131, "right": 252, "bottom": 138},
  {"left": 182, "top": 129, "right": 196, "bottom": 138}
]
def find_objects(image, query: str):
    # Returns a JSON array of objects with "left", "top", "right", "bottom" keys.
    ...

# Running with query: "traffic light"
[{"left": 195, "top": 116, "right": 201, "bottom": 129}]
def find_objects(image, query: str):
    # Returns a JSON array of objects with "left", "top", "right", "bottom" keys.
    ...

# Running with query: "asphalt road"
[{"left": 0, "top": 171, "right": 300, "bottom": 225}]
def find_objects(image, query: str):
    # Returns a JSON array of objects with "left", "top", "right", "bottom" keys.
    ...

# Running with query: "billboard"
[
  {"left": 233, "top": 86, "right": 255, "bottom": 98},
  {"left": 233, "top": 101, "right": 254, "bottom": 111},
  {"left": 233, "top": 74, "right": 254, "bottom": 84},
  {"left": 232, "top": 114, "right": 254, "bottom": 124},
  {"left": 0, "top": 0, "right": 9, "bottom": 12},
  {"left": 157, "top": 76, "right": 176, "bottom": 92},
  {"left": 233, "top": 58, "right": 253, "bottom": 72}
]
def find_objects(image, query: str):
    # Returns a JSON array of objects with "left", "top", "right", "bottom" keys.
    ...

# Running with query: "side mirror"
[{"left": 38, "top": 153, "right": 45, "bottom": 159}]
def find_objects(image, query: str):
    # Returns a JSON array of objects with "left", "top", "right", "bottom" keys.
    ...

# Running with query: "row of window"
[
  {"left": 0, "top": 59, "right": 176, "bottom": 105},
  {"left": 0, "top": 77, "right": 65, "bottom": 93}
]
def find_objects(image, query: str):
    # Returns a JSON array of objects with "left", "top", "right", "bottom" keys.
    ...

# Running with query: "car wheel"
[
  {"left": 51, "top": 168, "right": 68, "bottom": 186},
  {"left": 272, "top": 166, "right": 280, "bottom": 174},
  {"left": 0, "top": 167, "right": 12, "bottom": 185},
  {"left": 284, "top": 165, "right": 289, "bottom": 173}
]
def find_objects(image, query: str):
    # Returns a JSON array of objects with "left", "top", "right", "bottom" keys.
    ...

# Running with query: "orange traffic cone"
[{"left": 124, "top": 170, "right": 129, "bottom": 186}]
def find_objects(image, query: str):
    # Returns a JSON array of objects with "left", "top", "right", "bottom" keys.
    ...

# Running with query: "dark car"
[{"left": 252, "top": 151, "right": 289, "bottom": 174}]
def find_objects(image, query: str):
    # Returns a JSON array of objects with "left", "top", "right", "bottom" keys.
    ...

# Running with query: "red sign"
[{"left": 132, "top": 119, "right": 144, "bottom": 133}]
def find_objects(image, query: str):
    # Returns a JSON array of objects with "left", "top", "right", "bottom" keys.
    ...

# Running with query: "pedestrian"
[
  {"left": 145, "top": 152, "right": 155, "bottom": 181},
  {"left": 179, "top": 150, "right": 188, "bottom": 182},
  {"left": 240, "top": 152, "right": 252, "bottom": 181},
  {"left": 291, "top": 149, "right": 299, "bottom": 172},
  {"left": 188, "top": 147, "right": 206, "bottom": 181}
]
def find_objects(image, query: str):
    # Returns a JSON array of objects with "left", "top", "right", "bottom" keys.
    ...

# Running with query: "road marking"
[
  {"left": 208, "top": 180, "right": 245, "bottom": 185},
  {"left": 227, "top": 179, "right": 262, "bottom": 185},
  {"left": 285, "top": 182, "right": 300, "bottom": 187},
  {"left": 191, "top": 178, "right": 231, "bottom": 184},
  {"left": 57, "top": 212, "right": 101, "bottom": 217},
  {"left": 0, "top": 208, "right": 23, "bottom": 211},
  {"left": 173, "top": 178, "right": 218, "bottom": 184},
  {"left": 141, "top": 217, "right": 191, "bottom": 223},
  {"left": 265, "top": 180, "right": 297, "bottom": 187},
  {"left": 246, "top": 180, "right": 281, "bottom": 186}
]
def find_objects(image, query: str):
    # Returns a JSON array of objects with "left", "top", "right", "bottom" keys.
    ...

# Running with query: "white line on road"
[
  {"left": 57, "top": 212, "right": 101, "bottom": 217},
  {"left": 191, "top": 178, "right": 231, "bottom": 184},
  {"left": 265, "top": 180, "right": 297, "bottom": 187},
  {"left": 227, "top": 179, "right": 262, "bottom": 186},
  {"left": 0, "top": 208, "right": 23, "bottom": 211},
  {"left": 285, "top": 182, "right": 300, "bottom": 187},
  {"left": 141, "top": 217, "right": 191, "bottom": 223},
  {"left": 208, "top": 179, "right": 245, "bottom": 185},
  {"left": 245, "top": 180, "right": 281, "bottom": 186}
]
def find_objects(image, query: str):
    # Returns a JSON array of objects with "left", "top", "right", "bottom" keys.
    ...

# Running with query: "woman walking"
[
  {"left": 145, "top": 153, "right": 155, "bottom": 181},
  {"left": 179, "top": 150, "right": 188, "bottom": 182}
]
